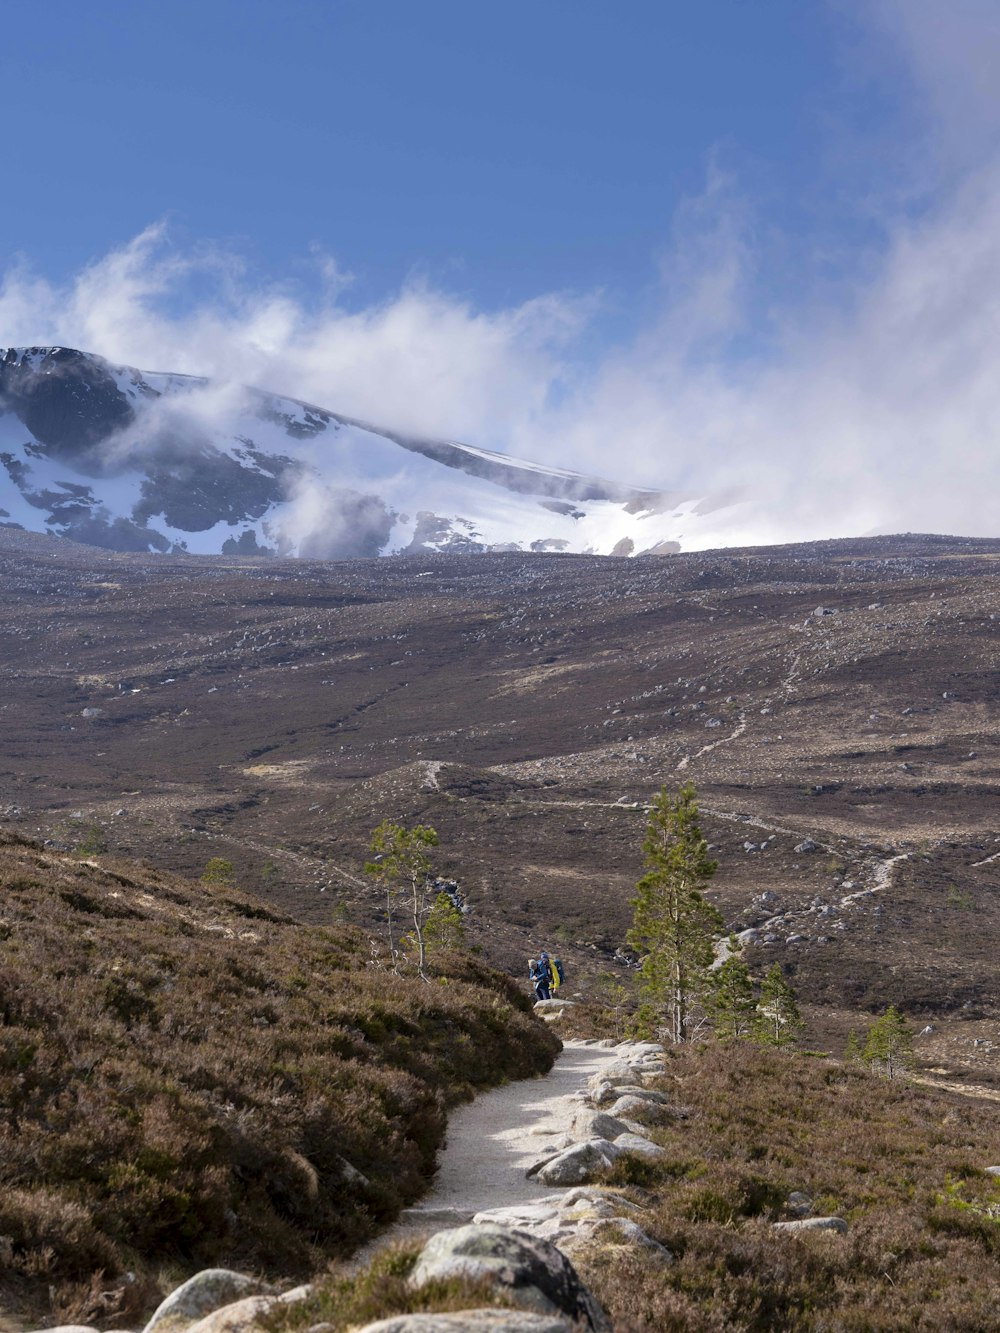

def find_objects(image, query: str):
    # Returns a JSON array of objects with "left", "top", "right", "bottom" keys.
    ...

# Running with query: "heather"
[
  {"left": 0, "top": 831, "right": 558, "bottom": 1322},
  {"left": 578, "top": 1040, "right": 1000, "bottom": 1331}
]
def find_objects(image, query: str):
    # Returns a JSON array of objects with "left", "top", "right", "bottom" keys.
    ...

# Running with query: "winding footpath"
[{"left": 352, "top": 1040, "right": 626, "bottom": 1261}]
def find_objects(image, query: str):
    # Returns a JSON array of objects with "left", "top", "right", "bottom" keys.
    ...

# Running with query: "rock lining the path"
[
  {"left": 127, "top": 1042, "right": 673, "bottom": 1333},
  {"left": 408, "top": 1223, "right": 610, "bottom": 1331}
]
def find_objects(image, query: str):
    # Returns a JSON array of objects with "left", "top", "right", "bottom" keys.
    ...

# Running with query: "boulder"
[
  {"left": 536, "top": 1139, "right": 622, "bottom": 1187},
  {"left": 613, "top": 1132, "right": 667, "bottom": 1161},
  {"left": 473, "top": 1189, "right": 640, "bottom": 1247},
  {"left": 784, "top": 1191, "right": 813, "bottom": 1218},
  {"left": 614, "top": 1041, "right": 664, "bottom": 1058},
  {"left": 607, "top": 1095, "right": 668, "bottom": 1125},
  {"left": 587, "top": 1062, "right": 634, "bottom": 1089},
  {"left": 570, "top": 1109, "right": 629, "bottom": 1141},
  {"left": 353, "top": 1312, "right": 574, "bottom": 1332},
  {"left": 773, "top": 1217, "right": 848, "bottom": 1235},
  {"left": 408, "top": 1224, "right": 609, "bottom": 1331},
  {"left": 986, "top": 1166, "right": 1000, "bottom": 1177},
  {"left": 794, "top": 839, "right": 819, "bottom": 854},
  {"left": 561, "top": 1216, "right": 673, "bottom": 1266},
  {"left": 183, "top": 1296, "right": 278, "bottom": 1333},
  {"left": 591, "top": 1083, "right": 668, "bottom": 1108},
  {"left": 142, "top": 1271, "right": 274, "bottom": 1333},
  {"left": 183, "top": 1287, "right": 311, "bottom": 1333}
]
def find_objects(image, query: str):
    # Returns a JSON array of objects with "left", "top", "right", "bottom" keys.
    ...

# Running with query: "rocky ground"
[{"left": 1, "top": 529, "right": 998, "bottom": 1076}]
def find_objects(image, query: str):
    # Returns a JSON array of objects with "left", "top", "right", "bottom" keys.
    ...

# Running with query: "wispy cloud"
[{"left": 2, "top": 2, "right": 998, "bottom": 549}]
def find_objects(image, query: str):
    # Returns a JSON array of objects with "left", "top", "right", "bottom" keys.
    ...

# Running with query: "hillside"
[
  {"left": 0, "top": 530, "right": 998, "bottom": 1082},
  {"left": 0, "top": 830, "right": 557, "bottom": 1327}
]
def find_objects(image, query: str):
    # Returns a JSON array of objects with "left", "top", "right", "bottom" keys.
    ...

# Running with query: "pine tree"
[
  {"left": 754, "top": 963, "right": 805, "bottom": 1047},
  {"left": 627, "top": 783, "right": 723, "bottom": 1044},
  {"left": 423, "top": 890, "right": 465, "bottom": 952},
  {"left": 862, "top": 1005, "right": 915, "bottom": 1079},
  {"left": 710, "top": 949, "right": 757, "bottom": 1041},
  {"left": 363, "top": 821, "right": 439, "bottom": 978}
]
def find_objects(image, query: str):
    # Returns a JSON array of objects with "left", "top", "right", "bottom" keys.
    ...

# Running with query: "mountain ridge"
[{"left": 0, "top": 345, "right": 732, "bottom": 559}]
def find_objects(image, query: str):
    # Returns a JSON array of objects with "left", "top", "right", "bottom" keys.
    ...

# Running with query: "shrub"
[{"left": 0, "top": 832, "right": 558, "bottom": 1321}]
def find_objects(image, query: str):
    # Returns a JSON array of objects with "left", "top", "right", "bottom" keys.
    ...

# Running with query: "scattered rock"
[
  {"left": 784, "top": 1191, "right": 813, "bottom": 1218},
  {"left": 795, "top": 839, "right": 819, "bottom": 854},
  {"left": 773, "top": 1217, "right": 848, "bottom": 1235},
  {"left": 409, "top": 1224, "right": 609, "bottom": 1331},
  {"left": 353, "top": 1312, "right": 575, "bottom": 1332}
]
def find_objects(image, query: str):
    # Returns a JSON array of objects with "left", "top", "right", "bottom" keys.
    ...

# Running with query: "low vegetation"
[
  {"left": 580, "top": 1041, "right": 1000, "bottom": 1331},
  {"left": 0, "top": 831, "right": 558, "bottom": 1325}
]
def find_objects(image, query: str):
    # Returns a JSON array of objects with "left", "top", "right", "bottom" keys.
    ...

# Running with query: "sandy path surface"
[{"left": 351, "top": 1040, "right": 624, "bottom": 1262}]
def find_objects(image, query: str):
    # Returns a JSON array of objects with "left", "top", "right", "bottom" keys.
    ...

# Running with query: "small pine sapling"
[
  {"left": 364, "top": 821, "right": 440, "bottom": 978},
  {"left": 710, "top": 944, "right": 757, "bottom": 1041},
  {"left": 754, "top": 963, "right": 805, "bottom": 1047},
  {"left": 423, "top": 891, "right": 466, "bottom": 953},
  {"left": 201, "top": 857, "right": 235, "bottom": 885}
]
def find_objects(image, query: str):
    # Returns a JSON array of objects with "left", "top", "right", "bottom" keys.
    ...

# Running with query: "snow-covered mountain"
[{"left": 0, "top": 346, "right": 735, "bottom": 557}]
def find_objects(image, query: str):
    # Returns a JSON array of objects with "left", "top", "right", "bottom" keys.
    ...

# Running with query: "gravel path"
[{"left": 351, "top": 1040, "right": 624, "bottom": 1261}]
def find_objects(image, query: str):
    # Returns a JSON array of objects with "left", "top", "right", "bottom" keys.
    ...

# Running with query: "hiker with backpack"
[
  {"left": 529, "top": 957, "right": 550, "bottom": 1001},
  {"left": 538, "top": 951, "right": 566, "bottom": 992}
]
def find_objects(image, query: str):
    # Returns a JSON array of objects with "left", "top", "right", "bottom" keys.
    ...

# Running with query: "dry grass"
[{"left": 0, "top": 831, "right": 558, "bottom": 1324}]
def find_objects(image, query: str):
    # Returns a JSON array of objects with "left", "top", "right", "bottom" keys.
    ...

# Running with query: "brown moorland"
[
  {"left": 0, "top": 829, "right": 557, "bottom": 1327},
  {"left": 0, "top": 529, "right": 998, "bottom": 1076},
  {"left": 262, "top": 1039, "right": 1000, "bottom": 1333}
]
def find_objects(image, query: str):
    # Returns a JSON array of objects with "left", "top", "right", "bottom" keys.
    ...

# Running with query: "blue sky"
[
  {"left": 2, "top": 1, "right": 999, "bottom": 543},
  {"left": 3, "top": 1, "right": 885, "bottom": 311}
]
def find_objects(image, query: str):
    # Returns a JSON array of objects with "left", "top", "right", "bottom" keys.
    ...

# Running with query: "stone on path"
[{"left": 409, "top": 1224, "right": 609, "bottom": 1331}]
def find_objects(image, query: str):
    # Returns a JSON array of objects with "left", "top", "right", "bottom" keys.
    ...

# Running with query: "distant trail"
[
  {"left": 676, "top": 710, "right": 746, "bottom": 772},
  {"left": 971, "top": 850, "right": 1000, "bottom": 868},
  {"left": 910, "top": 1074, "right": 1000, "bottom": 1105},
  {"left": 188, "top": 827, "right": 367, "bottom": 892}
]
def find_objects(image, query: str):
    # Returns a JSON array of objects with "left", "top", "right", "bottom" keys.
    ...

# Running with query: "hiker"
[
  {"left": 529, "top": 957, "right": 550, "bottom": 1001},
  {"left": 539, "top": 950, "right": 563, "bottom": 992}
]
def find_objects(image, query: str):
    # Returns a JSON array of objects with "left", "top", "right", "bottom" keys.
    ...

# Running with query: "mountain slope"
[{"left": 0, "top": 346, "right": 736, "bottom": 557}]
